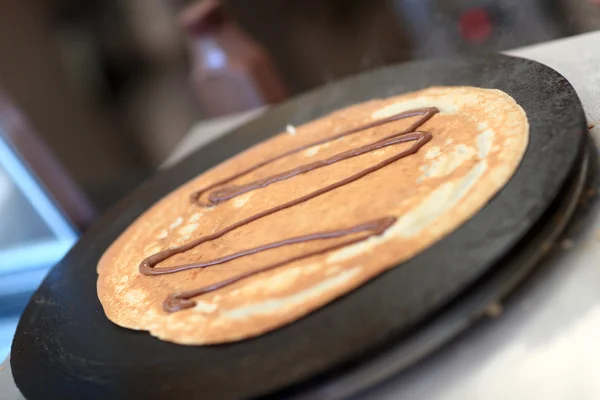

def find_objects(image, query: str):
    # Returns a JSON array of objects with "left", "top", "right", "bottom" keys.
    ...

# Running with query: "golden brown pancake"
[{"left": 97, "top": 86, "right": 529, "bottom": 345}]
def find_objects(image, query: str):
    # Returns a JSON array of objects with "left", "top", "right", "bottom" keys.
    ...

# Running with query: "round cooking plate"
[{"left": 11, "top": 55, "right": 587, "bottom": 400}]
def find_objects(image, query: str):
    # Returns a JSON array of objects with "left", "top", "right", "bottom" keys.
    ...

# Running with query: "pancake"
[{"left": 97, "top": 86, "right": 529, "bottom": 345}]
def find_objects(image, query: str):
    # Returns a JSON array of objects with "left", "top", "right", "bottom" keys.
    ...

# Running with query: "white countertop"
[{"left": 3, "top": 30, "right": 600, "bottom": 400}]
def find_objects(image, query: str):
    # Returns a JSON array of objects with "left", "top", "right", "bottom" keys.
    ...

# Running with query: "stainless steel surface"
[
  {"left": 2, "top": 30, "right": 600, "bottom": 399},
  {"left": 0, "top": 357, "right": 22, "bottom": 400}
]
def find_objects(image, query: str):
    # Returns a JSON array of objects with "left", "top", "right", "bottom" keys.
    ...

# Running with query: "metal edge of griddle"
[{"left": 275, "top": 133, "right": 594, "bottom": 400}]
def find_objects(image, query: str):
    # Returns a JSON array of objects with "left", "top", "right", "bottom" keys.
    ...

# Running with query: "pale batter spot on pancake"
[
  {"left": 477, "top": 129, "right": 494, "bottom": 158},
  {"left": 224, "top": 267, "right": 361, "bottom": 319},
  {"left": 156, "top": 230, "right": 168, "bottom": 239},
  {"left": 178, "top": 223, "right": 199, "bottom": 236},
  {"left": 189, "top": 213, "right": 202, "bottom": 223},
  {"left": 189, "top": 315, "right": 206, "bottom": 323},
  {"left": 418, "top": 164, "right": 430, "bottom": 182},
  {"left": 170, "top": 217, "right": 183, "bottom": 229},
  {"left": 233, "top": 192, "right": 253, "bottom": 208},
  {"left": 304, "top": 146, "right": 320, "bottom": 157},
  {"left": 240, "top": 263, "right": 320, "bottom": 294},
  {"left": 125, "top": 289, "right": 146, "bottom": 305},
  {"left": 425, "top": 147, "right": 441, "bottom": 159},
  {"left": 178, "top": 235, "right": 191, "bottom": 243},
  {"left": 455, "top": 144, "right": 469, "bottom": 155},
  {"left": 450, "top": 161, "right": 488, "bottom": 202},
  {"left": 194, "top": 301, "right": 218, "bottom": 313},
  {"left": 262, "top": 268, "right": 302, "bottom": 290},
  {"left": 145, "top": 245, "right": 160, "bottom": 256},
  {"left": 286, "top": 124, "right": 296, "bottom": 136},
  {"left": 372, "top": 97, "right": 452, "bottom": 119},
  {"left": 421, "top": 145, "right": 476, "bottom": 179},
  {"left": 371, "top": 98, "right": 455, "bottom": 118},
  {"left": 445, "top": 138, "right": 454, "bottom": 145},
  {"left": 326, "top": 236, "right": 380, "bottom": 264}
]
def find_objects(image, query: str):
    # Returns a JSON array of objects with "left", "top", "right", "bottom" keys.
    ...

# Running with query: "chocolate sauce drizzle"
[{"left": 140, "top": 107, "right": 439, "bottom": 312}]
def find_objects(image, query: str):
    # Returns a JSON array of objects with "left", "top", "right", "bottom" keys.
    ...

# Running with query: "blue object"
[{"left": 0, "top": 128, "right": 79, "bottom": 360}]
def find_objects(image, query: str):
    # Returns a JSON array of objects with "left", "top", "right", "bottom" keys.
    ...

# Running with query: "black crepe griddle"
[
  {"left": 11, "top": 55, "right": 588, "bottom": 400},
  {"left": 291, "top": 124, "right": 594, "bottom": 400}
]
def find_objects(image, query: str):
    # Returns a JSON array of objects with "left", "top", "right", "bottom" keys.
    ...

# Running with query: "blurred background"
[{"left": 1, "top": 0, "right": 600, "bottom": 360}]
